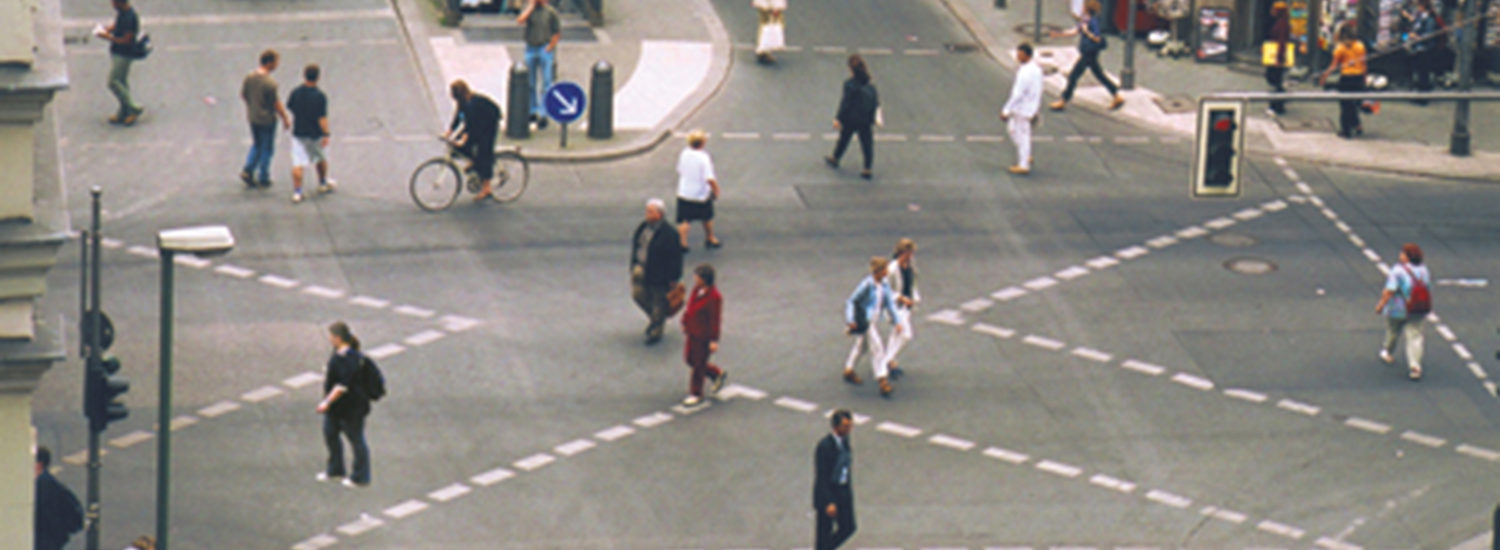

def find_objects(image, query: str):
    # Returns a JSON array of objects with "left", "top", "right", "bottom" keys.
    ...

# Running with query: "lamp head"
[{"left": 157, "top": 225, "right": 235, "bottom": 258}]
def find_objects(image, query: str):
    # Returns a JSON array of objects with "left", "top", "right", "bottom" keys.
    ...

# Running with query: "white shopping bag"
[{"left": 757, "top": 22, "right": 785, "bottom": 53}]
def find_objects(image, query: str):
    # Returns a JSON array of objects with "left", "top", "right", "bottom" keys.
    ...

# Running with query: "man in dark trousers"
[
  {"left": 34, "top": 446, "right": 84, "bottom": 550},
  {"left": 813, "top": 409, "right": 856, "bottom": 550},
  {"left": 631, "top": 198, "right": 684, "bottom": 345}
]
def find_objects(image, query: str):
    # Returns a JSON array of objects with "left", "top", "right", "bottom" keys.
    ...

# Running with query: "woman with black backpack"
[
  {"left": 824, "top": 54, "right": 880, "bottom": 180},
  {"left": 316, "top": 321, "right": 373, "bottom": 487}
]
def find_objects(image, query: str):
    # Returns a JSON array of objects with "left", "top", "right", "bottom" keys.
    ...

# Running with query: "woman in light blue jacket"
[{"left": 844, "top": 256, "right": 903, "bottom": 397}]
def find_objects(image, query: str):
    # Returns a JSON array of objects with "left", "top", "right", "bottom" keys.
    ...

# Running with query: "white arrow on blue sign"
[{"left": 544, "top": 81, "right": 587, "bottom": 124}]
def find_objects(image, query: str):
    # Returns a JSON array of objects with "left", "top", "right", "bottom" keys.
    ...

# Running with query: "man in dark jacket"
[
  {"left": 631, "top": 198, "right": 684, "bottom": 344},
  {"left": 34, "top": 446, "right": 84, "bottom": 550},
  {"left": 446, "top": 79, "right": 504, "bottom": 200},
  {"left": 813, "top": 409, "right": 856, "bottom": 550}
]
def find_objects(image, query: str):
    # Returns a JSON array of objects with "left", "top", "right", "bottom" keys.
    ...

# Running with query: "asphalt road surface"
[{"left": 31, "top": 0, "right": 1500, "bottom": 548}]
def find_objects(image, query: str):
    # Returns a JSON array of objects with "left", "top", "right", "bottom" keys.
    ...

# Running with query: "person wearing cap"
[{"left": 631, "top": 198, "right": 685, "bottom": 344}]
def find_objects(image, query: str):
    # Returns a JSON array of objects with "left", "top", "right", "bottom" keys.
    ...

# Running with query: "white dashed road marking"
[
  {"left": 971, "top": 323, "right": 1016, "bottom": 339},
  {"left": 470, "top": 467, "right": 516, "bottom": 486},
  {"left": 258, "top": 274, "right": 299, "bottom": 289},
  {"left": 365, "top": 343, "right": 406, "bottom": 360},
  {"left": 403, "top": 329, "right": 447, "bottom": 347},
  {"left": 335, "top": 514, "right": 384, "bottom": 536},
  {"left": 928, "top": 434, "right": 975, "bottom": 451},
  {"left": 1022, "top": 335, "right": 1065, "bottom": 351},
  {"left": 982, "top": 446, "right": 1030, "bottom": 464},
  {"left": 197, "top": 400, "right": 241, "bottom": 418},
  {"left": 554, "top": 439, "right": 597, "bottom": 457},
  {"left": 774, "top": 396, "right": 818, "bottom": 413},
  {"left": 383, "top": 500, "right": 429, "bottom": 519},
  {"left": 393, "top": 305, "right": 436, "bottom": 318},
  {"left": 109, "top": 430, "right": 154, "bottom": 449},
  {"left": 633, "top": 411, "right": 673, "bottom": 428},
  {"left": 349, "top": 295, "right": 390, "bottom": 309},
  {"left": 1144, "top": 489, "right": 1192, "bottom": 509},
  {"left": 1035, "top": 460, "right": 1082, "bottom": 478},
  {"left": 513, "top": 453, "right": 556, "bottom": 471},
  {"left": 283, "top": 372, "right": 324, "bottom": 389},
  {"left": 240, "top": 385, "right": 285, "bottom": 403},
  {"left": 876, "top": 421, "right": 922, "bottom": 438},
  {"left": 427, "top": 483, "right": 471, "bottom": 502}
]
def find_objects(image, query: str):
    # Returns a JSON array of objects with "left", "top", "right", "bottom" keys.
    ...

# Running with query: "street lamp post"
[
  {"left": 1122, "top": 0, "right": 1137, "bottom": 90},
  {"left": 1034, "top": 0, "right": 1043, "bottom": 45},
  {"left": 155, "top": 226, "right": 235, "bottom": 550}
]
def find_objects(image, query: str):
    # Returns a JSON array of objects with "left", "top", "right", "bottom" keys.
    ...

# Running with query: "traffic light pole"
[
  {"left": 1203, "top": 90, "right": 1500, "bottom": 156},
  {"left": 84, "top": 187, "right": 102, "bottom": 550},
  {"left": 1121, "top": 0, "right": 1137, "bottom": 90},
  {"left": 157, "top": 250, "right": 174, "bottom": 550},
  {"left": 1450, "top": 0, "right": 1481, "bottom": 156}
]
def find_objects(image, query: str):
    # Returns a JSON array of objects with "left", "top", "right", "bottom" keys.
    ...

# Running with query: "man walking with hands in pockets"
[{"left": 1001, "top": 43, "right": 1043, "bottom": 175}]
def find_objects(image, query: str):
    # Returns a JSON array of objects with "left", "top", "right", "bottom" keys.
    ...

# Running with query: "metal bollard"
[
  {"left": 589, "top": 60, "right": 613, "bottom": 139},
  {"left": 506, "top": 62, "right": 531, "bottom": 139},
  {"left": 995, "top": 0, "right": 1005, "bottom": 8}
]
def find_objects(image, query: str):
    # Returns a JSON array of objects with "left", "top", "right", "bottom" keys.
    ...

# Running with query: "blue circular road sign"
[{"left": 543, "top": 81, "right": 587, "bottom": 124}]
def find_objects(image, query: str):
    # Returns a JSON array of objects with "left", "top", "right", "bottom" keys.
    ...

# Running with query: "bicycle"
[{"left": 409, "top": 137, "right": 529, "bottom": 211}]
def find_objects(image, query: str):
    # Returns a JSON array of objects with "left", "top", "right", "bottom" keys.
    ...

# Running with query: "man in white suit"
[{"left": 1001, "top": 43, "right": 1044, "bottom": 175}]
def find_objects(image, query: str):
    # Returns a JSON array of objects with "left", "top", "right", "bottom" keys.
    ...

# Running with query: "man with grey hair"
[{"left": 631, "top": 198, "right": 684, "bottom": 344}]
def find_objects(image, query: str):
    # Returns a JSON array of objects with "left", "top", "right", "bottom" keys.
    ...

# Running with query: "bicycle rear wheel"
[
  {"left": 410, "top": 158, "right": 462, "bottom": 211},
  {"left": 488, "top": 150, "right": 530, "bottom": 203}
]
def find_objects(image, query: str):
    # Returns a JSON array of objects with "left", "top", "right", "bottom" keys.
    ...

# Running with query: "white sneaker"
[
  {"left": 1379, "top": 349, "right": 1394, "bottom": 364},
  {"left": 315, "top": 472, "right": 341, "bottom": 482},
  {"left": 291, "top": 191, "right": 304, "bottom": 204},
  {"left": 341, "top": 478, "right": 366, "bottom": 489},
  {"left": 681, "top": 395, "right": 701, "bottom": 407},
  {"left": 318, "top": 180, "right": 337, "bottom": 194}
]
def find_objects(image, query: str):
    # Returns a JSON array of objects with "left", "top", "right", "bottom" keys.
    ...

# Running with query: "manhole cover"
[
  {"left": 1154, "top": 95, "right": 1195, "bottom": 114},
  {"left": 1225, "top": 257, "right": 1277, "bottom": 275},
  {"left": 1209, "top": 232, "right": 1258, "bottom": 247},
  {"left": 1012, "top": 23, "right": 1067, "bottom": 38}
]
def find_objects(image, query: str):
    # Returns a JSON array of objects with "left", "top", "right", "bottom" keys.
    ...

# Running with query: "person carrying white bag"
[{"left": 753, "top": 0, "right": 787, "bottom": 64}]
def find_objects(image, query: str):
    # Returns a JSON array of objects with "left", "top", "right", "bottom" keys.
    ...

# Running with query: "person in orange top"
[
  {"left": 1321, "top": 23, "right": 1367, "bottom": 138},
  {"left": 680, "top": 263, "right": 727, "bottom": 406}
]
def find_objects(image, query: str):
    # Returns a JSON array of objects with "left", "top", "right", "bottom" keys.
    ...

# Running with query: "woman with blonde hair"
[
  {"left": 883, "top": 238, "right": 920, "bottom": 380},
  {"left": 676, "top": 130, "right": 722, "bottom": 252}
]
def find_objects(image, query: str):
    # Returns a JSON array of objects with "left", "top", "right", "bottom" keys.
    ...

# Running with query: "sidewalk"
[
  {"left": 938, "top": 0, "right": 1500, "bottom": 181},
  {"left": 389, "top": 0, "right": 732, "bottom": 162}
]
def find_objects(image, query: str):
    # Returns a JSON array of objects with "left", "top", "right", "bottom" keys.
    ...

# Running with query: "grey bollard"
[
  {"left": 444, "top": 0, "right": 463, "bottom": 26},
  {"left": 994, "top": 0, "right": 1005, "bottom": 7},
  {"left": 589, "top": 60, "right": 613, "bottom": 139},
  {"left": 506, "top": 62, "right": 531, "bottom": 139}
]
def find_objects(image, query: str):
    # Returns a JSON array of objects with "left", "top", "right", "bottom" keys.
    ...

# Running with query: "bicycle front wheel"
[
  {"left": 488, "top": 150, "right": 530, "bottom": 203},
  {"left": 410, "top": 158, "right": 462, "bottom": 211}
]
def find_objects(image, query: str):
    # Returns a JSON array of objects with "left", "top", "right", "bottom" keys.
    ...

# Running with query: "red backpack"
[{"left": 1402, "top": 265, "right": 1432, "bottom": 315}]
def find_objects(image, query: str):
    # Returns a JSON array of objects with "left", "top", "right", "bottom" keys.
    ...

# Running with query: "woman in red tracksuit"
[{"left": 681, "top": 263, "right": 727, "bottom": 406}]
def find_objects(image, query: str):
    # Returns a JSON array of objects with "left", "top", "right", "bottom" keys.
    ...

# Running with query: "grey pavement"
[
  {"left": 939, "top": 0, "right": 1500, "bottom": 180},
  {"left": 27, "top": 0, "right": 1500, "bottom": 548}
]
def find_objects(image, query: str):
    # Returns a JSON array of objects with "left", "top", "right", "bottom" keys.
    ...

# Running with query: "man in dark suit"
[
  {"left": 34, "top": 446, "right": 83, "bottom": 550},
  {"left": 630, "top": 198, "right": 684, "bottom": 344},
  {"left": 813, "top": 409, "right": 856, "bottom": 550}
]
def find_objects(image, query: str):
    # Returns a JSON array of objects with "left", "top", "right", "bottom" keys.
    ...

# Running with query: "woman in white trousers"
[
  {"left": 753, "top": 0, "right": 787, "bottom": 63},
  {"left": 883, "top": 239, "right": 919, "bottom": 380}
]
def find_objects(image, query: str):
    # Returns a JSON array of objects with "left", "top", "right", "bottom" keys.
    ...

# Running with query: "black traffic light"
[
  {"left": 1203, "top": 109, "right": 1238, "bottom": 187},
  {"left": 86, "top": 354, "right": 129, "bottom": 433}
]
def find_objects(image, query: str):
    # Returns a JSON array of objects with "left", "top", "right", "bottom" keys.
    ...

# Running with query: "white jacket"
[{"left": 1003, "top": 61, "right": 1044, "bottom": 119}]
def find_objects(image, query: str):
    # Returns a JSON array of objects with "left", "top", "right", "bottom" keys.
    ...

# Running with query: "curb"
[
  {"left": 934, "top": 0, "right": 1500, "bottom": 182},
  {"left": 389, "top": 0, "right": 734, "bottom": 164}
]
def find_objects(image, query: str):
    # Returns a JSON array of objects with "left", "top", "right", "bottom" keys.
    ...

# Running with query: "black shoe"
[
  {"left": 824, "top": 155, "right": 839, "bottom": 168},
  {"left": 889, "top": 366, "right": 904, "bottom": 380},
  {"left": 530, "top": 114, "right": 539, "bottom": 123},
  {"left": 860, "top": 170, "right": 872, "bottom": 180},
  {"left": 258, "top": 179, "right": 273, "bottom": 188},
  {"left": 240, "top": 171, "right": 255, "bottom": 187},
  {"left": 645, "top": 333, "right": 662, "bottom": 345},
  {"left": 705, "top": 239, "right": 722, "bottom": 250},
  {"left": 681, "top": 245, "right": 690, "bottom": 254},
  {"left": 538, "top": 118, "right": 549, "bottom": 129}
]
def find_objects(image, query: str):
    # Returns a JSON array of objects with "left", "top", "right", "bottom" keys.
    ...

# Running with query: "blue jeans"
[
  {"left": 524, "top": 45, "right": 554, "bottom": 116},
  {"left": 323, "top": 414, "right": 371, "bottom": 484},
  {"left": 243, "top": 123, "right": 276, "bottom": 183}
]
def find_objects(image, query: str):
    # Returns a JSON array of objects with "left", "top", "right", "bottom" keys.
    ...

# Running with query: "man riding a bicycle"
[{"left": 444, "top": 79, "right": 503, "bottom": 201}]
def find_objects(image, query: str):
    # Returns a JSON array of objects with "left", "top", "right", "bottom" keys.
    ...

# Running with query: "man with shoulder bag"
[{"left": 95, "top": 0, "right": 147, "bottom": 126}]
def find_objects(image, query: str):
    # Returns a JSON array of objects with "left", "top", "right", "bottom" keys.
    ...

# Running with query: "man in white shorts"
[{"left": 286, "top": 63, "right": 335, "bottom": 203}]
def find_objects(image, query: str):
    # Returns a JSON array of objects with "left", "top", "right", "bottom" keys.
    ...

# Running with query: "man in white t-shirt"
[{"left": 676, "top": 130, "right": 723, "bottom": 252}]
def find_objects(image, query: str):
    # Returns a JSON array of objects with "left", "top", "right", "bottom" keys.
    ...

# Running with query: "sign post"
[{"left": 544, "top": 81, "right": 587, "bottom": 149}]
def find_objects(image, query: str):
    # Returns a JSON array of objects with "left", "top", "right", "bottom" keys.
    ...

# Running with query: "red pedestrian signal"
[{"left": 1192, "top": 100, "right": 1244, "bottom": 198}]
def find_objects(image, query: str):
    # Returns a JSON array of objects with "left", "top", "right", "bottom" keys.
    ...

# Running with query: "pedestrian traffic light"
[
  {"left": 1192, "top": 99, "right": 1244, "bottom": 198},
  {"left": 85, "top": 354, "right": 129, "bottom": 433}
]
